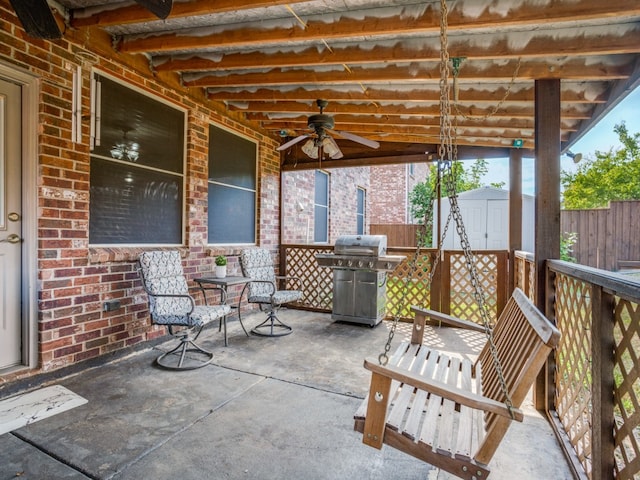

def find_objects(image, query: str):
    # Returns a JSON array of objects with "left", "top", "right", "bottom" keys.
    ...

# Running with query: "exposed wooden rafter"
[{"left": 56, "top": 0, "right": 640, "bottom": 165}]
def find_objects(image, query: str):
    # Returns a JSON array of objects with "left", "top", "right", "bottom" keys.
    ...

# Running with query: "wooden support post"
[
  {"left": 442, "top": 251, "right": 452, "bottom": 315},
  {"left": 591, "top": 285, "right": 615, "bottom": 480},
  {"left": 430, "top": 251, "right": 442, "bottom": 313},
  {"left": 533, "top": 79, "right": 561, "bottom": 411},
  {"left": 509, "top": 148, "right": 523, "bottom": 296}
]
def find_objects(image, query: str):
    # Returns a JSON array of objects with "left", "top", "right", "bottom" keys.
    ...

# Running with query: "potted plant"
[{"left": 214, "top": 255, "right": 227, "bottom": 278}]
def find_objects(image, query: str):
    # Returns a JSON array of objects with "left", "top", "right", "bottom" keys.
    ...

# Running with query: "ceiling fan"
[
  {"left": 10, "top": 0, "right": 173, "bottom": 40},
  {"left": 277, "top": 100, "right": 380, "bottom": 160}
]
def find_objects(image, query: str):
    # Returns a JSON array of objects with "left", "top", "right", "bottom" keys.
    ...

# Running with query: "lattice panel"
[
  {"left": 514, "top": 257, "right": 525, "bottom": 291},
  {"left": 448, "top": 252, "right": 498, "bottom": 324},
  {"left": 554, "top": 273, "right": 593, "bottom": 478},
  {"left": 613, "top": 297, "right": 640, "bottom": 480},
  {"left": 527, "top": 259, "right": 536, "bottom": 301},
  {"left": 283, "top": 246, "right": 333, "bottom": 310},
  {"left": 514, "top": 256, "right": 536, "bottom": 301},
  {"left": 385, "top": 250, "right": 434, "bottom": 319}
]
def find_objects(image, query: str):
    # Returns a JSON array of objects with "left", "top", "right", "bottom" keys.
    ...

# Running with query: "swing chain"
[
  {"left": 438, "top": 0, "right": 515, "bottom": 417},
  {"left": 379, "top": 239, "right": 423, "bottom": 366}
]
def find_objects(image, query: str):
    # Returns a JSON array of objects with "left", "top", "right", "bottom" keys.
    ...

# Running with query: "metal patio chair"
[
  {"left": 239, "top": 248, "right": 303, "bottom": 337},
  {"left": 139, "top": 250, "right": 231, "bottom": 370}
]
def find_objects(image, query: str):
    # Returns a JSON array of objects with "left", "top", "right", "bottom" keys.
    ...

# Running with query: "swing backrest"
[{"left": 473, "top": 288, "right": 560, "bottom": 464}]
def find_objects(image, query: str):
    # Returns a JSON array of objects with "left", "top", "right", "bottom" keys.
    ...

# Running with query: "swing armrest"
[
  {"left": 410, "top": 306, "right": 487, "bottom": 333},
  {"left": 363, "top": 358, "right": 523, "bottom": 421}
]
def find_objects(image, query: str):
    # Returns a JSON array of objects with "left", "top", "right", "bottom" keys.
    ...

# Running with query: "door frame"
[{"left": 0, "top": 61, "right": 39, "bottom": 371}]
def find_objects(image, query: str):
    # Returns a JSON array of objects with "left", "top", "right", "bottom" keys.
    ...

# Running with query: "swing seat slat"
[{"left": 354, "top": 288, "right": 560, "bottom": 480}]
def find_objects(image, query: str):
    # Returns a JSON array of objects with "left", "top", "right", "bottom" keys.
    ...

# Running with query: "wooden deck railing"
[
  {"left": 515, "top": 251, "right": 640, "bottom": 480},
  {"left": 280, "top": 244, "right": 509, "bottom": 324},
  {"left": 284, "top": 247, "right": 640, "bottom": 479}
]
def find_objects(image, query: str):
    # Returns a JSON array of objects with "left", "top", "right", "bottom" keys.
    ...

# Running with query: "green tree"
[
  {"left": 562, "top": 122, "right": 640, "bottom": 209},
  {"left": 409, "top": 158, "right": 493, "bottom": 246}
]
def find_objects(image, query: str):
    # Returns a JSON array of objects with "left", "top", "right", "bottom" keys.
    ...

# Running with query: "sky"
[{"left": 481, "top": 86, "right": 640, "bottom": 195}]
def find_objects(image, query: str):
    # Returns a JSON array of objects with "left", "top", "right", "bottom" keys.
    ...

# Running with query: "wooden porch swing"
[{"left": 354, "top": 2, "right": 561, "bottom": 479}]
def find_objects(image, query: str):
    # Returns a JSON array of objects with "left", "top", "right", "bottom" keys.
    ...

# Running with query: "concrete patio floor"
[{"left": 0, "top": 309, "right": 574, "bottom": 480}]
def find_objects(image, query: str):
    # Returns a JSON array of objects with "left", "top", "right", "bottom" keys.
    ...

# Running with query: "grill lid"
[{"left": 334, "top": 235, "right": 387, "bottom": 257}]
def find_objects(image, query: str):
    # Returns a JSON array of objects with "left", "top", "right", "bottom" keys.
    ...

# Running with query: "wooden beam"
[
  {"left": 509, "top": 149, "right": 523, "bottom": 295},
  {"left": 281, "top": 153, "right": 430, "bottom": 171},
  {"left": 270, "top": 122, "right": 536, "bottom": 139},
  {"left": 251, "top": 113, "right": 580, "bottom": 131},
  {"left": 71, "top": 0, "right": 317, "bottom": 27},
  {"left": 533, "top": 78, "right": 561, "bottom": 412},
  {"left": 208, "top": 85, "right": 608, "bottom": 104},
  {"left": 227, "top": 100, "right": 591, "bottom": 119},
  {"left": 280, "top": 144, "right": 514, "bottom": 170},
  {"left": 154, "top": 29, "right": 640, "bottom": 72},
  {"left": 117, "top": 1, "right": 640, "bottom": 53},
  {"left": 263, "top": 120, "right": 572, "bottom": 142},
  {"left": 183, "top": 59, "right": 630, "bottom": 88}
]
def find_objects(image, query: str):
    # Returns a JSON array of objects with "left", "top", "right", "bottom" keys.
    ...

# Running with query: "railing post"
[
  {"left": 429, "top": 250, "right": 442, "bottom": 313},
  {"left": 496, "top": 251, "right": 508, "bottom": 317},
  {"left": 591, "top": 285, "right": 615, "bottom": 480},
  {"left": 535, "top": 262, "right": 557, "bottom": 411},
  {"left": 441, "top": 251, "right": 451, "bottom": 314}
]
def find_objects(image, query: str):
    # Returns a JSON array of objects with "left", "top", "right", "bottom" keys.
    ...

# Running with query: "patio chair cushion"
[
  {"left": 248, "top": 290, "right": 302, "bottom": 305},
  {"left": 240, "top": 248, "right": 302, "bottom": 305},
  {"left": 240, "top": 248, "right": 277, "bottom": 298},
  {"left": 139, "top": 250, "right": 231, "bottom": 327}
]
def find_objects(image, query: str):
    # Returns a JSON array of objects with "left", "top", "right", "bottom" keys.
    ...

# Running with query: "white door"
[
  {"left": 455, "top": 202, "right": 486, "bottom": 250},
  {"left": 486, "top": 200, "right": 508, "bottom": 249},
  {"left": 0, "top": 78, "right": 23, "bottom": 369}
]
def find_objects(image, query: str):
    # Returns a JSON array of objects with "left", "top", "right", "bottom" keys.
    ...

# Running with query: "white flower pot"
[{"left": 215, "top": 265, "right": 227, "bottom": 278}]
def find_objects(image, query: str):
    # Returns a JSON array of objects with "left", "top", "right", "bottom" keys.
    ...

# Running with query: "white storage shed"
[{"left": 432, "top": 187, "right": 534, "bottom": 251}]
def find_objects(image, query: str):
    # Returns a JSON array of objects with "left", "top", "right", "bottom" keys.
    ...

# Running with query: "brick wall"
[
  {"left": 369, "top": 163, "right": 428, "bottom": 224},
  {"left": 0, "top": 2, "right": 280, "bottom": 384},
  {"left": 282, "top": 170, "right": 315, "bottom": 244},
  {"left": 282, "top": 167, "right": 370, "bottom": 244},
  {"left": 328, "top": 167, "right": 371, "bottom": 242}
]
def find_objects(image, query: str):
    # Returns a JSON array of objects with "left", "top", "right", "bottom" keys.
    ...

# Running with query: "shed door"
[
  {"left": 486, "top": 199, "right": 508, "bottom": 249},
  {"left": 455, "top": 202, "right": 486, "bottom": 250}
]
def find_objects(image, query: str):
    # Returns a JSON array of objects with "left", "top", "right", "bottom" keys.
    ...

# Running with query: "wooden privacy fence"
[
  {"left": 374, "top": 200, "right": 640, "bottom": 271},
  {"left": 515, "top": 252, "right": 640, "bottom": 480},
  {"left": 280, "top": 244, "right": 509, "bottom": 325},
  {"left": 561, "top": 200, "right": 639, "bottom": 271},
  {"left": 370, "top": 224, "right": 426, "bottom": 248}
]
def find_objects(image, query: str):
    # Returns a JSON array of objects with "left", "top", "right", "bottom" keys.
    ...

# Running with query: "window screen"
[
  {"left": 89, "top": 74, "right": 185, "bottom": 245},
  {"left": 208, "top": 124, "right": 257, "bottom": 244},
  {"left": 314, "top": 170, "right": 329, "bottom": 243}
]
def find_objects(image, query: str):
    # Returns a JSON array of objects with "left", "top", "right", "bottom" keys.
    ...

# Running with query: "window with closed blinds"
[
  {"left": 208, "top": 124, "right": 257, "bottom": 244},
  {"left": 89, "top": 74, "right": 185, "bottom": 245}
]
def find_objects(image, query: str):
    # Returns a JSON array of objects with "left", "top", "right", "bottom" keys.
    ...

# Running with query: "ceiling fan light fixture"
[
  {"left": 110, "top": 142, "right": 140, "bottom": 162},
  {"left": 301, "top": 139, "right": 318, "bottom": 159},
  {"left": 322, "top": 137, "right": 342, "bottom": 159}
]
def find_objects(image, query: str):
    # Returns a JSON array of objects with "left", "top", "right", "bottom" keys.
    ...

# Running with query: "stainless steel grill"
[{"left": 316, "top": 235, "right": 405, "bottom": 326}]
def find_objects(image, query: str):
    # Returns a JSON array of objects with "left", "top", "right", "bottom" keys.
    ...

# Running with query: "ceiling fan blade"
[
  {"left": 9, "top": 0, "right": 62, "bottom": 39},
  {"left": 330, "top": 129, "right": 380, "bottom": 149},
  {"left": 134, "top": 0, "right": 173, "bottom": 19},
  {"left": 277, "top": 134, "right": 309, "bottom": 151}
]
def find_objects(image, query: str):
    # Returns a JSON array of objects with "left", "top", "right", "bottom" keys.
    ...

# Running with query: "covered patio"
[
  {"left": 0, "top": 309, "right": 573, "bottom": 479},
  {"left": 0, "top": 1, "right": 638, "bottom": 479}
]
